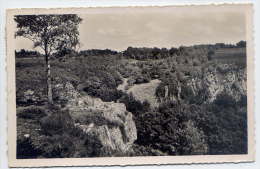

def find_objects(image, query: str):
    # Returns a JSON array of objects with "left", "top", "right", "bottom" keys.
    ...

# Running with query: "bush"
[
  {"left": 40, "top": 107, "right": 74, "bottom": 136},
  {"left": 82, "top": 70, "right": 123, "bottom": 102},
  {"left": 193, "top": 60, "right": 200, "bottom": 66},
  {"left": 17, "top": 106, "right": 47, "bottom": 119},
  {"left": 181, "top": 120, "right": 208, "bottom": 155},
  {"left": 118, "top": 93, "right": 145, "bottom": 115},
  {"left": 214, "top": 92, "right": 236, "bottom": 107},
  {"left": 40, "top": 133, "right": 76, "bottom": 158},
  {"left": 189, "top": 93, "right": 248, "bottom": 155},
  {"left": 135, "top": 101, "right": 208, "bottom": 155},
  {"left": 134, "top": 74, "right": 151, "bottom": 84},
  {"left": 17, "top": 137, "right": 42, "bottom": 159}
]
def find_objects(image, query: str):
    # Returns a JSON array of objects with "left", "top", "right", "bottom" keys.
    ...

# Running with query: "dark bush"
[
  {"left": 214, "top": 92, "right": 236, "bottom": 107},
  {"left": 40, "top": 134, "right": 76, "bottom": 158},
  {"left": 118, "top": 93, "right": 145, "bottom": 115},
  {"left": 17, "top": 106, "right": 47, "bottom": 119},
  {"left": 193, "top": 60, "right": 200, "bottom": 66},
  {"left": 188, "top": 93, "right": 248, "bottom": 155},
  {"left": 135, "top": 101, "right": 208, "bottom": 155},
  {"left": 134, "top": 74, "right": 151, "bottom": 84},
  {"left": 40, "top": 108, "right": 74, "bottom": 136},
  {"left": 17, "top": 137, "right": 42, "bottom": 159}
]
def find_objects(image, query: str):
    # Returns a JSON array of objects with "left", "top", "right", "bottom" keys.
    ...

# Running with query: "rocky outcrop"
[
  {"left": 186, "top": 64, "right": 246, "bottom": 102},
  {"left": 53, "top": 82, "right": 137, "bottom": 154}
]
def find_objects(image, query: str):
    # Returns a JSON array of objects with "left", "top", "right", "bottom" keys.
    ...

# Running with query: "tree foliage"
[{"left": 14, "top": 15, "right": 82, "bottom": 57}]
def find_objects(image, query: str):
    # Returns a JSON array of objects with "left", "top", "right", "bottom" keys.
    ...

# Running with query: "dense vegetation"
[{"left": 16, "top": 42, "right": 247, "bottom": 158}]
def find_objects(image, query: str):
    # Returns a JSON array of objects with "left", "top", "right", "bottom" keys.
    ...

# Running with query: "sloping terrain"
[
  {"left": 16, "top": 44, "right": 248, "bottom": 157},
  {"left": 17, "top": 81, "right": 137, "bottom": 158},
  {"left": 126, "top": 79, "right": 161, "bottom": 107}
]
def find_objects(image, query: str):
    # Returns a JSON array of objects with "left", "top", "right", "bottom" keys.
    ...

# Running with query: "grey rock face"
[
  {"left": 54, "top": 82, "right": 137, "bottom": 153},
  {"left": 186, "top": 64, "right": 246, "bottom": 102}
]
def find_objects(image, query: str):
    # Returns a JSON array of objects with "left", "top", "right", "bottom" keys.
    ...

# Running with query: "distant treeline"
[
  {"left": 15, "top": 40, "right": 246, "bottom": 59},
  {"left": 15, "top": 49, "right": 42, "bottom": 58},
  {"left": 123, "top": 41, "right": 246, "bottom": 60},
  {"left": 79, "top": 49, "right": 118, "bottom": 56}
]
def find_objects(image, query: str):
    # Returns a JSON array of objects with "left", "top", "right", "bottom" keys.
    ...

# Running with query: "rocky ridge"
[
  {"left": 53, "top": 82, "right": 137, "bottom": 153},
  {"left": 186, "top": 64, "right": 246, "bottom": 102}
]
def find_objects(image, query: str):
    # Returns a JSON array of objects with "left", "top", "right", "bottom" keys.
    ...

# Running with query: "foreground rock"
[{"left": 53, "top": 82, "right": 137, "bottom": 154}]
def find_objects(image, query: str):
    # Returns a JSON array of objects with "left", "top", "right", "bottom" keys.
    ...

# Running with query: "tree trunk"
[{"left": 46, "top": 55, "right": 53, "bottom": 104}]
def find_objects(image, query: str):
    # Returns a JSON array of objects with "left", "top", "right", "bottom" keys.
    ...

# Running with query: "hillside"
[{"left": 16, "top": 44, "right": 248, "bottom": 158}]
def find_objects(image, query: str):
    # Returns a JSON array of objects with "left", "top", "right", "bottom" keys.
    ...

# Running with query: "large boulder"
[{"left": 53, "top": 82, "right": 137, "bottom": 154}]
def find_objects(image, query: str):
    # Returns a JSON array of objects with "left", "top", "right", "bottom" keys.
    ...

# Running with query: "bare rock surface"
[
  {"left": 186, "top": 64, "right": 246, "bottom": 102},
  {"left": 54, "top": 82, "right": 137, "bottom": 153}
]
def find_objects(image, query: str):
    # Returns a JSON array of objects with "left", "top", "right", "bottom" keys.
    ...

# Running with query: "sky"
[{"left": 15, "top": 6, "right": 247, "bottom": 52}]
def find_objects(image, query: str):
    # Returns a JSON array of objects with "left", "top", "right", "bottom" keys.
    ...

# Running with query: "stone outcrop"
[
  {"left": 186, "top": 64, "right": 246, "bottom": 102},
  {"left": 53, "top": 82, "right": 137, "bottom": 153}
]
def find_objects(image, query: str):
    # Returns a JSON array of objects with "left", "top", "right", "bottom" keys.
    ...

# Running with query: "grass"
[{"left": 127, "top": 79, "right": 161, "bottom": 107}]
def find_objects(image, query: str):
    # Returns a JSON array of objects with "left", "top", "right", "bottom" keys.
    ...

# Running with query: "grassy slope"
[{"left": 127, "top": 79, "right": 161, "bottom": 107}]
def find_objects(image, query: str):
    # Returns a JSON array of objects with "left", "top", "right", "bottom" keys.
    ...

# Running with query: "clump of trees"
[
  {"left": 236, "top": 40, "right": 246, "bottom": 48},
  {"left": 54, "top": 48, "right": 78, "bottom": 58}
]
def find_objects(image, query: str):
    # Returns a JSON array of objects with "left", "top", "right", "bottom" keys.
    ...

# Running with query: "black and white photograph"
[{"left": 6, "top": 4, "right": 254, "bottom": 167}]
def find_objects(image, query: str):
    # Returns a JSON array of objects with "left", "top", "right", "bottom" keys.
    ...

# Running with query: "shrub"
[
  {"left": 193, "top": 60, "right": 200, "bottom": 66},
  {"left": 40, "top": 108, "right": 74, "bottom": 136},
  {"left": 189, "top": 93, "right": 248, "bottom": 155},
  {"left": 214, "top": 92, "right": 236, "bottom": 107},
  {"left": 39, "top": 133, "right": 76, "bottom": 158},
  {"left": 142, "top": 100, "right": 151, "bottom": 112},
  {"left": 17, "top": 137, "right": 42, "bottom": 159},
  {"left": 17, "top": 106, "right": 47, "bottom": 119},
  {"left": 118, "top": 93, "right": 145, "bottom": 115},
  {"left": 82, "top": 71, "right": 123, "bottom": 102},
  {"left": 180, "top": 120, "right": 208, "bottom": 155},
  {"left": 135, "top": 101, "right": 209, "bottom": 155},
  {"left": 134, "top": 74, "right": 150, "bottom": 84}
]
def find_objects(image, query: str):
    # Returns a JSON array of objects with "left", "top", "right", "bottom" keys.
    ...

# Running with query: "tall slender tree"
[{"left": 14, "top": 15, "right": 82, "bottom": 103}]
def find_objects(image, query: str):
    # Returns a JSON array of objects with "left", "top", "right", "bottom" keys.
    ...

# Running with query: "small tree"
[{"left": 15, "top": 15, "right": 82, "bottom": 103}]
